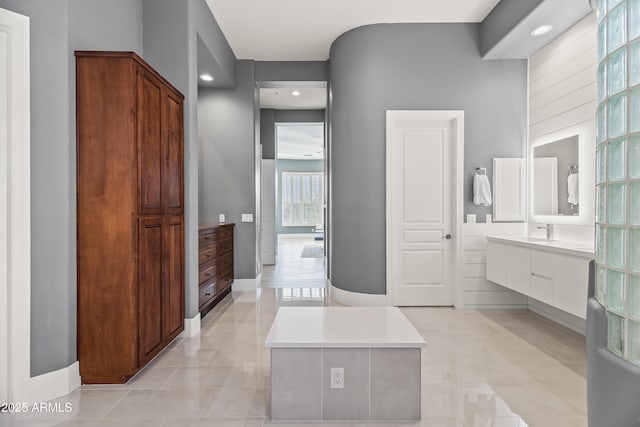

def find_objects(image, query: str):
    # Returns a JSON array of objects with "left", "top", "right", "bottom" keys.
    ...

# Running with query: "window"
[{"left": 282, "top": 172, "right": 324, "bottom": 227}]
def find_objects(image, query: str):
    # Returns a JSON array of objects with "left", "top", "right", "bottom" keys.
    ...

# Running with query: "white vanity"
[{"left": 486, "top": 236, "right": 593, "bottom": 319}]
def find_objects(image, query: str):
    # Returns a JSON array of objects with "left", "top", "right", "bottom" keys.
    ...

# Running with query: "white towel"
[
  {"left": 473, "top": 173, "right": 492, "bottom": 206},
  {"left": 567, "top": 173, "right": 579, "bottom": 205}
]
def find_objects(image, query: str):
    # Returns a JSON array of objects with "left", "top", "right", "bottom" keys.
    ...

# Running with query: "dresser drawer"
[
  {"left": 219, "top": 238, "right": 233, "bottom": 255},
  {"left": 199, "top": 233, "right": 217, "bottom": 249},
  {"left": 199, "top": 279, "right": 216, "bottom": 306},
  {"left": 219, "top": 251, "right": 233, "bottom": 272},
  {"left": 219, "top": 228, "right": 233, "bottom": 241},
  {"left": 218, "top": 274, "right": 233, "bottom": 294},
  {"left": 199, "top": 263, "right": 217, "bottom": 285},
  {"left": 199, "top": 246, "right": 218, "bottom": 265},
  {"left": 199, "top": 227, "right": 216, "bottom": 236}
]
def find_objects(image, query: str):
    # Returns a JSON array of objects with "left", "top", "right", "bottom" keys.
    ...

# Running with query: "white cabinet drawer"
[
  {"left": 506, "top": 246, "right": 531, "bottom": 295},
  {"left": 531, "top": 249, "right": 554, "bottom": 279},
  {"left": 530, "top": 275, "right": 553, "bottom": 305},
  {"left": 486, "top": 241, "right": 507, "bottom": 286}
]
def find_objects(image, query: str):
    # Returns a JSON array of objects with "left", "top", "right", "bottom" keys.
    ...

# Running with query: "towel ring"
[{"left": 476, "top": 167, "right": 487, "bottom": 175}]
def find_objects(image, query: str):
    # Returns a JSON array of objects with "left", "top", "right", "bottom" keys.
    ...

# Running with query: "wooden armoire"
[{"left": 76, "top": 51, "right": 185, "bottom": 384}]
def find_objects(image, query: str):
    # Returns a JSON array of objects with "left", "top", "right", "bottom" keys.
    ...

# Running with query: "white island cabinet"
[{"left": 485, "top": 236, "right": 593, "bottom": 319}]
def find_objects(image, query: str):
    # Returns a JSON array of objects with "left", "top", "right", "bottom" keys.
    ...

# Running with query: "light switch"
[{"left": 241, "top": 214, "right": 253, "bottom": 223}]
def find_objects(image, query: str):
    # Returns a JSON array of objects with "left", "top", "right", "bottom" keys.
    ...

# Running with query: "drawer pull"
[
  {"left": 531, "top": 272, "right": 551, "bottom": 280},
  {"left": 205, "top": 293, "right": 211, "bottom": 297}
]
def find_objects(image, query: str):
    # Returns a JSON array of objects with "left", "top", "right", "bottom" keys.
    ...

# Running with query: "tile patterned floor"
[{"left": 3, "top": 237, "right": 588, "bottom": 427}]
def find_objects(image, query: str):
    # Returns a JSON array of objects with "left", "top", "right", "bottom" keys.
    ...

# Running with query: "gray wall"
[
  {"left": 198, "top": 61, "right": 258, "bottom": 279},
  {"left": 329, "top": 23, "right": 527, "bottom": 295},
  {"left": 261, "top": 109, "right": 276, "bottom": 159},
  {"left": 0, "top": 0, "right": 143, "bottom": 376},
  {"left": 534, "top": 135, "right": 579, "bottom": 216},
  {"left": 276, "top": 160, "right": 324, "bottom": 234},
  {"left": 261, "top": 109, "right": 326, "bottom": 160},
  {"left": 143, "top": 0, "right": 238, "bottom": 318},
  {"left": 255, "top": 61, "right": 329, "bottom": 82}
]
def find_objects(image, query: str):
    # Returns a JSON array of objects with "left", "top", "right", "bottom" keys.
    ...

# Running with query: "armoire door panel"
[
  {"left": 138, "top": 217, "right": 164, "bottom": 365},
  {"left": 138, "top": 69, "right": 163, "bottom": 214},
  {"left": 163, "top": 91, "right": 184, "bottom": 214},
  {"left": 163, "top": 216, "right": 184, "bottom": 341}
]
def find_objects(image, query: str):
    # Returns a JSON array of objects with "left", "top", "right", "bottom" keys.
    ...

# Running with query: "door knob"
[{"left": 443, "top": 234, "right": 453, "bottom": 240}]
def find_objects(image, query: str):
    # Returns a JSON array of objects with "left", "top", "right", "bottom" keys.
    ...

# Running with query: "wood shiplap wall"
[
  {"left": 529, "top": 13, "right": 597, "bottom": 140},
  {"left": 462, "top": 223, "right": 528, "bottom": 308}
]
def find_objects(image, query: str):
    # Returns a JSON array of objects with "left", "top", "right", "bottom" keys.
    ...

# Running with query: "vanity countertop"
[{"left": 486, "top": 235, "right": 594, "bottom": 258}]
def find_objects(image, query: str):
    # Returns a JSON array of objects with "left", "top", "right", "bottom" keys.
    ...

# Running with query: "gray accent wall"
[
  {"left": 198, "top": 61, "right": 258, "bottom": 279},
  {"left": 0, "top": 0, "right": 143, "bottom": 376},
  {"left": 143, "top": 0, "right": 237, "bottom": 318},
  {"left": 329, "top": 23, "right": 527, "bottom": 295},
  {"left": 261, "top": 109, "right": 326, "bottom": 160},
  {"left": 276, "top": 160, "right": 325, "bottom": 234}
]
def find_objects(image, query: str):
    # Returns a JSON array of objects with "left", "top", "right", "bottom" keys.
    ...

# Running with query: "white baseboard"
[
  {"left": 29, "top": 361, "right": 80, "bottom": 403},
  {"left": 528, "top": 298, "right": 586, "bottom": 335},
  {"left": 233, "top": 274, "right": 262, "bottom": 292},
  {"left": 329, "top": 282, "right": 389, "bottom": 306},
  {"left": 179, "top": 312, "right": 201, "bottom": 338}
]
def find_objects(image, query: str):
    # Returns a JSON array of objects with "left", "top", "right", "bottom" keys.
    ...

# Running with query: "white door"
[
  {"left": 0, "top": 7, "right": 30, "bottom": 403},
  {"left": 261, "top": 159, "right": 276, "bottom": 265},
  {"left": 0, "top": 21, "right": 8, "bottom": 404},
  {"left": 387, "top": 111, "right": 461, "bottom": 306}
]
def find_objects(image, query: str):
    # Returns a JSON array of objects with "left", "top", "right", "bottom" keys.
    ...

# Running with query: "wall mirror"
[
  {"left": 529, "top": 123, "right": 595, "bottom": 226},
  {"left": 533, "top": 134, "right": 579, "bottom": 216}
]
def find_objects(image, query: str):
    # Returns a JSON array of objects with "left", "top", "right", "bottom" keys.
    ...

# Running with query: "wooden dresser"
[
  {"left": 76, "top": 51, "right": 184, "bottom": 384},
  {"left": 199, "top": 223, "right": 235, "bottom": 316}
]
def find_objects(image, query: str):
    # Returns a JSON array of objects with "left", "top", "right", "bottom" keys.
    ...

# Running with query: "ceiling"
[
  {"left": 276, "top": 123, "right": 325, "bottom": 160},
  {"left": 260, "top": 87, "right": 327, "bottom": 110},
  {"left": 206, "top": 0, "right": 501, "bottom": 60}
]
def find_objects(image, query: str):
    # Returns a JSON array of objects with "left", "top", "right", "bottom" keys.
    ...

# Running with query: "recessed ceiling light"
[
  {"left": 292, "top": 90, "right": 300, "bottom": 96},
  {"left": 199, "top": 73, "right": 214, "bottom": 82},
  {"left": 531, "top": 25, "right": 554, "bottom": 37}
]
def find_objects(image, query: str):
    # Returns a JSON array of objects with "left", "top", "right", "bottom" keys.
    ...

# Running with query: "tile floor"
[{"left": 3, "top": 236, "right": 588, "bottom": 427}]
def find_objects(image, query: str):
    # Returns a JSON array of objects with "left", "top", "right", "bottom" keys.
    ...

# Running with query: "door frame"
[
  {"left": 0, "top": 7, "right": 30, "bottom": 402},
  {"left": 385, "top": 110, "right": 464, "bottom": 308}
]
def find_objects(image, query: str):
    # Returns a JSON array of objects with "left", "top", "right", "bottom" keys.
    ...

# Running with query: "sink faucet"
[{"left": 537, "top": 224, "right": 554, "bottom": 240}]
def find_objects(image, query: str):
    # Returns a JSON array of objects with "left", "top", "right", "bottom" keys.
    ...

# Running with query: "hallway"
[{"left": 261, "top": 235, "right": 326, "bottom": 289}]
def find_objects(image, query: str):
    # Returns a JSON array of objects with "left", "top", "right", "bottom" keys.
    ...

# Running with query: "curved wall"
[{"left": 329, "top": 23, "right": 527, "bottom": 295}]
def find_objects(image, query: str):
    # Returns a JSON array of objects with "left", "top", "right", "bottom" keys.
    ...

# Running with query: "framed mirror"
[{"left": 529, "top": 123, "right": 595, "bottom": 226}]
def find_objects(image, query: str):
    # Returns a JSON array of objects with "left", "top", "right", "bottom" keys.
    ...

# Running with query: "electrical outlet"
[{"left": 330, "top": 367, "right": 344, "bottom": 389}]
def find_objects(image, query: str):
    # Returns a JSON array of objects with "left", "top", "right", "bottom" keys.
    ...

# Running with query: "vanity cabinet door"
[
  {"left": 486, "top": 242, "right": 507, "bottom": 286},
  {"left": 553, "top": 254, "right": 589, "bottom": 319},
  {"left": 506, "top": 246, "right": 531, "bottom": 295}
]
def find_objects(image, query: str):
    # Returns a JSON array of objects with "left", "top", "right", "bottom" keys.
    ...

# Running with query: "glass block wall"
[{"left": 595, "top": 0, "right": 640, "bottom": 365}]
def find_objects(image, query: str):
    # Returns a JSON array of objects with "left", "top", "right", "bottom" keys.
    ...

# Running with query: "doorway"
[
  {"left": 264, "top": 122, "right": 325, "bottom": 286},
  {"left": 386, "top": 110, "right": 463, "bottom": 306},
  {"left": 0, "top": 6, "right": 30, "bottom": 402}
]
